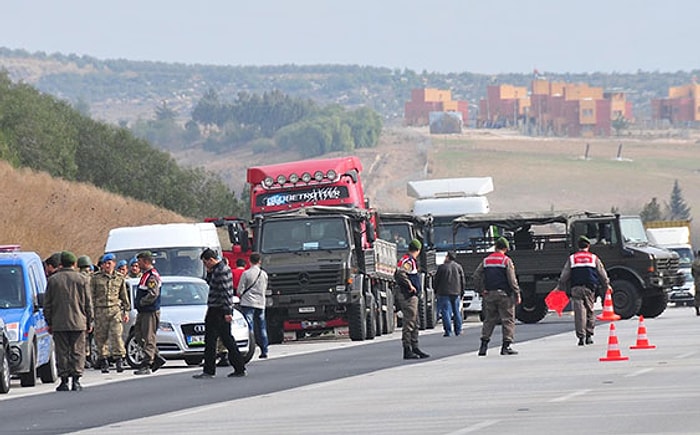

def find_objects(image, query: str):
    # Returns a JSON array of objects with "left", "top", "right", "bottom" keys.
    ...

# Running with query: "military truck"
[
  {"left": 451, "top": 211, "right": 683, "bottom": 323},
  {"left": 242, "top": 206, "right": 397, "bottom": 343},
  {"left": 377, "top": 212, "right": 438, "bottom": 329}
]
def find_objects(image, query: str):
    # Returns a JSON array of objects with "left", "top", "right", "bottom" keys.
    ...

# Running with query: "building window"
[{"left": 582, "top": 109, "right": 594, "bottom": 117}]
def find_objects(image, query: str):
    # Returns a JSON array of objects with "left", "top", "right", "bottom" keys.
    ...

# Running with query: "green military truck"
[
  {"left": 377, "top": 212, "right": 438, "bottom": 329},
  {"left": 452, "top": 211, "right": 683, "bottom": 323}
]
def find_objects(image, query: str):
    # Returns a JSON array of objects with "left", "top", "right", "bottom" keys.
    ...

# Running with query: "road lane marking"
[
  {"left": 675, "top": 351, "right": 697, "bottom": 359},
  {"left": 625, "top": 368, "right": 654, "bottom": 378},
  {"left": 548, "top": 389, "right": 591, "bottom": 402},
  {"left": 445, "top": 419, "right": 500, "bottom": 434}
]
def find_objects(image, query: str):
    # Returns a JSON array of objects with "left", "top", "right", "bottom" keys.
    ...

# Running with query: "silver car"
[{"left": 123, "top": 276, "right": 254, "bottom": 368}]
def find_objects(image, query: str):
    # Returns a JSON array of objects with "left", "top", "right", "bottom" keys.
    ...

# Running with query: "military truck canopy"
[{"left": 452, "top": 210, "right": 615, "bottom": 232}]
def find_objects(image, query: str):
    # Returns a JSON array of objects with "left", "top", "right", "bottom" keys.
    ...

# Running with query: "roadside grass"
[{"left": 0, "top": 160, "right": 189, "bottom": 261}]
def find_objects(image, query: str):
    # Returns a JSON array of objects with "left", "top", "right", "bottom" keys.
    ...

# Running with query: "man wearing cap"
[
  {"left": 554, "top": 235, "right": 611, "bottom": 346},
  {"left": 44, "top": 251, "right": 93, "bottom": 391},
  {"left": 435, "top": 251, "right": 466, "bottom": 337},
  {"left": 116, "top": 259, "right": 128, "bottom": 276},
  {"left": 133, "top": 251, "right": 167, "bottom": 375},
  {"left": 44, "top": 252, "right": 63, "bottom": 277},
  {"left": 394, "top": 239, "right": 430, "bottom": 360},
  {"left": 127, "top": 257, "right": 142, "bottom": 279},
  {"left": 91, "top": 253, "right": 131, "bottom": 373},
  {"left": 473, "top": 237, "right": 521, "bottom": 356}
]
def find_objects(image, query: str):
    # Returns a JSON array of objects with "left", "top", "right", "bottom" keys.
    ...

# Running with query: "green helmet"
[{"left": 77, "top": 255, "right": 92, "bottom": 268}]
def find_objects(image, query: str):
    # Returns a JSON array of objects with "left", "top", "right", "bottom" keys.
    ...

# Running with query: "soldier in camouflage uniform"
[
  {"left": 127, "top": 257, "right": 142, "bottom": 279},
  {"left": 91, "top": 252, "right": 131, "bottom": 373}
]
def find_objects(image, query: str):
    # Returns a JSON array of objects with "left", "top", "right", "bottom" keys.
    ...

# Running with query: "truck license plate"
[
  {"left": 298, "top": 306, "right": 316, "bottom": 313},
  {"left": 187, "top": 335, "right": 205, "bottom": 346}
]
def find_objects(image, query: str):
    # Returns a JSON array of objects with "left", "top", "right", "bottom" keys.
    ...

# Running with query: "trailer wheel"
[
  {"left": 516, "top": 298, "right": 548, "bottom": 324},
  {"left": 266, "top": 314, "right": 284, "bottom": 345},
  {"left": 382, "top": 285, "right": 395, "bottom": 334},
  {"left": 374, "top": 286, "right": 384, "bottom": 337},
  {"left": 417, "top": 292, "right": 428, "bottom": 330},
  {"left": 425, "top": 289, "right": 437, "bottom": 329},
  {"left": 348, "top": 294, "right": 367, "bottom": 341},
  {"left": 610, "top": 280, "right": 641, "bottom": 319},
  {"left": 638, "top": 292, "right": 668, "bottom": 318}
]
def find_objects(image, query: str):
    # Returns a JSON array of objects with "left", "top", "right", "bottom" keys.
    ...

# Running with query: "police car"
[{"left": 0, "top": 246, "right": 57, "bottom": 387}]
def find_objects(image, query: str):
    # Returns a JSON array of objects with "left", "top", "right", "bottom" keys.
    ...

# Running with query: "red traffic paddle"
[{"left": 545, "top": 289, "right": 570, "bottom": 317}]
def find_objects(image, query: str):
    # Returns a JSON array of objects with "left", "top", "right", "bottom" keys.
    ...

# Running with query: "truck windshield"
[
  {"left": 433, "top": 220, "right": 487, "bottom": 251},
  {"left": 110, "top": 248, "right": 205, "bottom": 278},
  {"left": 620, "top": 217, "right": 649, "bottom": 244},
  {"left": 378, "top": 223, "right": 411, "bottom": 252},
  {"left": 0, "top": 266, "right": 26, "bottom": 309},
  {"left": 261, "top": 218, "right": 349, "bottom": 253},
  {"left": 669, "top": 247, "right": 694, "bottom": 267}
]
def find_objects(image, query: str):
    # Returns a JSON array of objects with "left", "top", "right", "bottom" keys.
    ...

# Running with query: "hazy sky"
[{"left": 1, "top": 0, "right": 698, "bottom": 74}]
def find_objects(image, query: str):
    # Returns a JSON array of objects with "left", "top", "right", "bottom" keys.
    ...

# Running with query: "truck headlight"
[
  {"left": 337, "top": 294, "right": 348, "bottom": 303},
  {"left": 6, "top": 322, "right": 19, "bottom": 341}
]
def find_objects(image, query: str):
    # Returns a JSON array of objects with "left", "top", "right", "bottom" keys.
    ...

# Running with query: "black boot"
[
  {"left": 585, "top": 335, "right": 594, "bottom": 345},
  {"left": 403, "top": 346, "right": 420, "bottom": 360},
  {"left": 71, "top": 376, "right": 83, "bottom": 391},
  {"left": 478, "top": 339, "right": 489, "bottom": 356},
  {"left": 501, "top": 341, "right": 518, "bottom": 355},
  {"left": 412, "top": 346, "right": 430, "bottom": 359},
  {"left": 115, "top": 357, "right": 124, "bottom": 373},
  {"left": 100, "top": 358, "right": 110, "bottom": 374},
  {"left": 578, "top": 337, "right": 585, "bottom": 346},
  {"left": 56, "top": 377, "right": 70, "bottom": 392}
]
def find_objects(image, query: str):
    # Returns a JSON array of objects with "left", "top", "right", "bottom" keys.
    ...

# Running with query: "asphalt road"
[{"left": 2, "top": 306, "right": 699, "bottom": 435}]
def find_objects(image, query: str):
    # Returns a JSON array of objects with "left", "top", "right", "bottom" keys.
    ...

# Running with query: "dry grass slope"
[{"left": 0, "top": 160, "right": 190, "bottom": 261}]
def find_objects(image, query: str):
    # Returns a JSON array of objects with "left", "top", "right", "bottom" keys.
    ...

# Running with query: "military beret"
[
  {"left": 408, "top": 239, "right": 422, "bottom": 252},
  {"left": 128, "top": 257, "right": 138, "bottom": 266},
  {"left": 578, "top": 235, "right": 591, "bottom": 247},
  {"left": 116, "top": 259, "right": 128, "bottom": 268},
  {"left": 495, "top": 237, "right": 510, "bottom": 250},
  {"left": 136, "top": 251, "right": 153, "bottom": 260},
  {"left": 61, "top": 251, "right": 78, "bottom": 267},
  {"left": 101, "top": 253, "right": 116, "bottom": 263}
]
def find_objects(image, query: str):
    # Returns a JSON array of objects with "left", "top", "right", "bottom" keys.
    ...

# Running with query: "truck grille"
[
  {"left": 656, "top": 256, "right": 680, "bottom": 274},
  {"left": 270, "top": 264, "right": 343, "bottom": 294}
]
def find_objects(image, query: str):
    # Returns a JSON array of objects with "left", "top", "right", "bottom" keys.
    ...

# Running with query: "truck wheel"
[
  {"left": 266, "top": 314, "right": 284, "bottom": 345},
  {"left": 348, "top": 295, "right": 367, "bottom": 341},
  {"left": 38, "top": 349, "right": 57, "bottom": 384},
  {"left": 366, "top": 293, "right": 377, "bottom": 340},
  {"left": 20, "top": 345, "right": 37, "bottom": 387},
  {"left": 638, "top": 292, "right": 668, "bottom": 318},
  {"left": 610, "top": 280, "right": 641, "bottom": 319},
  {"left": 374, "top": 288, "right": 384, "bottom": 337},
  {"left": 417, "top": 292, "right": 428, "bottom": 330},
  {"left": 425, "top": 290, "right": 437, "bottom": 329},
  {"left": 125, "top": 332, "right": 144, "bottom": 369},
  {"left": 0, "top": 350, "right": 10, "bottom": 394},
  {"left": 516, "top": 298, "right": 548, "bottom": 324},
  {"left": 383, "top": 285, "right": 395, "bottom": 334}
]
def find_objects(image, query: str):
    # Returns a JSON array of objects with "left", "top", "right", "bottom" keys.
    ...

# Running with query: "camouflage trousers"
[{"left": 94, "top": 307, "right": 125, "bottom": 358}]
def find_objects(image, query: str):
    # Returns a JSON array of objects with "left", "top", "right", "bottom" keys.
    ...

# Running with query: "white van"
[{"left": 104, "top": 223, "right": 222, "bottom": 279}]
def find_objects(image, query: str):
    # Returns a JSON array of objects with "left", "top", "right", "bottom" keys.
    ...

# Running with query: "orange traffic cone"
[
  {"left": 599, "top": 323, "right": 629, "bottom": 362},
  {"left": 630, "top": 315, "right": 656, "bottom": 350},
  {"left": 596, "top": 288, "right": 621, "bottom": 321}
]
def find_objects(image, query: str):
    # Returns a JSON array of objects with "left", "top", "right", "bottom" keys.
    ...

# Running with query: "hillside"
[
  {"left": 175, "top": 126, "right": 700, "bottom": 245},
  {"left": 0, "top": 160, "right": 190, "bottom": 261}
]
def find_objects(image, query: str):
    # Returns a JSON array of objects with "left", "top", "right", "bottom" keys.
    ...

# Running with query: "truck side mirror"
[
  {"left": 240, "top": 229, "right": 250, "bottom": 252},
  {"left": 366, "top": 222, "right": 376, "bottom": 243}
]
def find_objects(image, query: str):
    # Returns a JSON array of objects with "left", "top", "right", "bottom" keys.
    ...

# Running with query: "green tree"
[
  {"left": 666, "top": 179, "right": 691, "bottom": 220},
  {"left": 611, "top": 115, "right": 629, "bottom": 136},
  {"left": 640, "top": 197, "right": 663, "bottom": 222}
]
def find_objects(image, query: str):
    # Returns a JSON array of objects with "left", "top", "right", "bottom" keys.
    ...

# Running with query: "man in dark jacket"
[
  {"left": 435, "top": 251, "right": 466, "bottom": 337},
  {"left": 193, "top": 248, "right": 246, "bottom": 379},
  {"left": 44, "top": 251, "right": 93, "bottom": 391}
]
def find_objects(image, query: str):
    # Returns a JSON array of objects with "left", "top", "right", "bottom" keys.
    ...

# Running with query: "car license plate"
[
  {"left": 187, "top": 335, "right": 205, "bottom": 346},
  {"left": 298, "top": 306, "right": 316, "bottom": 313}
]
